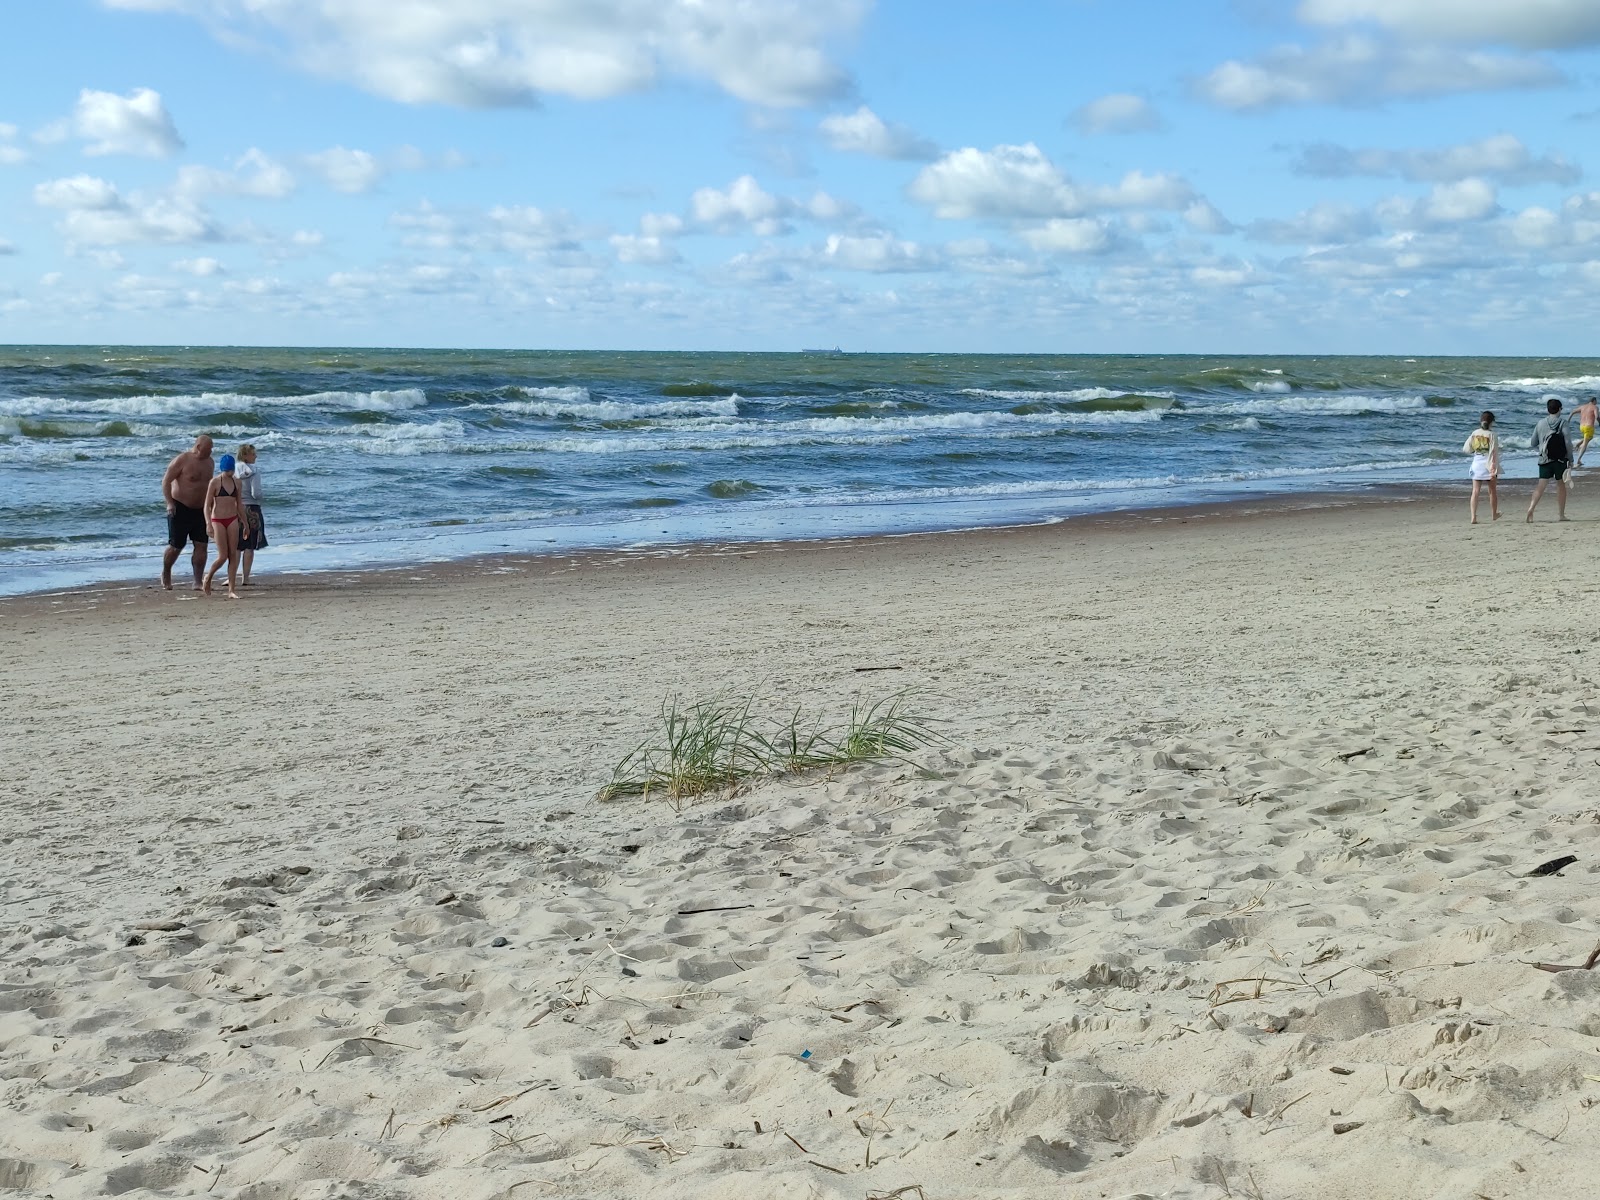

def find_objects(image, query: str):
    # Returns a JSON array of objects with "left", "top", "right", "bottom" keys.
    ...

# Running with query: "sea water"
[{"left": 2, "top": 348, "right": 1597, "bottom": 595}]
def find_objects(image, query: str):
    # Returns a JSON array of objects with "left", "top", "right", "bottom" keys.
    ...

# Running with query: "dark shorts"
[
  {"left": 1540, "top": 460, "right": 1570, "bottom": 480},
  {"left": 239, "top": 504, "right": 268, "bottom": 551},
  {"left": 166, "top": 501, "right": 208, "bottom": 549}
]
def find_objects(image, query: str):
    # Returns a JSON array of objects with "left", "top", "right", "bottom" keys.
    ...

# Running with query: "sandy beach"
[{"left": 8, "top": 489, "right": 1600, "bottom": 1199}]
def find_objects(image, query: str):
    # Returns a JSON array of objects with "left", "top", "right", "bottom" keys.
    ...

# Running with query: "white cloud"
[
  {"left": 1020, "top": 218, "right": 1114, "bottom": 254},
  {"left": 1191, "top": 260, "right": 1263, "bottom": 288},
  {"left": 1509, "top": 206, "right": 1564, "bottom": 247},
  {"left": 176, "top": 148, "right": 297, "bottom": 198},
  {"left": 35, "top": 173, "right": 223, "bottom": 247},
  {"left": 1371, "top": 179, "right": 1501, "bottom": 229},
  {"left": 68, "top": 87, "right": 183, "bottom": 157},
  {"left": 640, "top": 212, "right": 685, "bottom": 238},
  {"left": 1086, "top": 170, "right": 1195, "bottom": 210},
  {"left": 909, "top": 144, "right": 1081, "bottom": 220},
  {"left": 0, "top": 123, "right": 24, "bottom": 166},
  {"left": 1248, "top": 200, "right": 1378, "bottom": 244},
  {"left": 102, "top": 0, "right": 863, "bottom": 108},
  {"left": 34, "top": 174, "right": 123, "bottom": 210},
  {"left": 0, "top": 238, "right": 15, "bottom": 255},
  {"left": 306, "top": 146, "right": 384, "bottom": 193},
  {"left": 1071, "top": 93, "right": 1162, "bottom": 135},
  {"left": 1183, "top": 200, "right": 1235, "bottom": 235},
  {"left": 820, "top": 233, "right": 941, "bottom": 272},
  {"left": 1423, "top": 178, "right": 1500, "bottom": 222},
  {"left": 944, "top": 238, "right": 1053, "bottom": 277},
  {"left": 1294, "top": 133, "right": 1580, "bottom": 185},
  {"left": 610, "top": 234, "right": 679, "bottom": 264},
  {"left": 819, "top": 106, "right": 938, "bottom": 160},
  {"left": 908, "top": 146, "right": 1211, "bottom": 257},
  {"left": 1197, "top": 35, "right": 1559, "bottom": 110},
  {"left": 174, "top": 256, "right": 224, "bottom": 275},
  {"left": 690, "top": 175, "right": 791, "bottom": 234},
  {"left": 390, "top": 202, "right": 589, "bottom": 260},
  {"left": 1299, "top": 0, "right": 1600, "bottom": 49}
]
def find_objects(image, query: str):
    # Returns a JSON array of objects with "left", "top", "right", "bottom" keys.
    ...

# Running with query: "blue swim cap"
[{"left": 218, "top": 454, "right": 236, "bottom": 472}]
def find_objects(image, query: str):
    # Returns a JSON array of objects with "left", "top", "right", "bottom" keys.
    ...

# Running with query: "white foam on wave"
[
  {"left": 338, "top": 406, "right": 1168, "bottom": 457},
  {"left": 355, "top": 419, "right": 466, "bottom": 440},
  {"left": 1247, "top": 380, "right": 1292, "bottom": 393},
  {"left": 0, "top": 388, "right": 429, "bottom": 418},
  {"left": 521, "top": 385, "right": 591, "bottom": 404},
  {"left": 961, "top": 386, "right": 1175, "bottom": 404},
  {"left": 1488, "top": 375, "right": 1600, "bottom": 392},
  {"left": 486, "top": 394, "right": 742, "bottom": 421},
  {"left": 761, "top": 457, "right": 1444, "bottom": 508},
  {"left": 780, "top": 409, "right": 1162, "bottom": 434},
  {"left": 1211, "top": 394, "right": 1431, "bottom": 417}
]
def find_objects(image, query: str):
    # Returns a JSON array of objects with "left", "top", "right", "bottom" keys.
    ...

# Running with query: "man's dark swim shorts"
[
  {"left": 1539, "top": 459, "right": 1570, "bottom": 480},
  {"left": 166, "top": 500, "right": 209, "bottom": 549}
]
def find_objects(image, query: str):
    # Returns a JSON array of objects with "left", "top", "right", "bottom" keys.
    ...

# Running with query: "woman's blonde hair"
[{"left": 239, "top": 443, "right": 256, "bottom": 456}]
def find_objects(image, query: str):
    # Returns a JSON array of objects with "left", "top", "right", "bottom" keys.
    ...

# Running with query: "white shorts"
[{"left": 1469, "top": 456, "right": 1493, "bottom": 481}]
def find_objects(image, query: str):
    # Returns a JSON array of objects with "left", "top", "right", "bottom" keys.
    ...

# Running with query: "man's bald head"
[{"left": 194, "top": 434, "right": 213, "bottom": 454}]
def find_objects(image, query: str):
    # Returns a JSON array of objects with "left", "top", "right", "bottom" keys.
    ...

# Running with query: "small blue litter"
[{"left": 799, "top": 1049, "right": 812, "bottom": 1060}]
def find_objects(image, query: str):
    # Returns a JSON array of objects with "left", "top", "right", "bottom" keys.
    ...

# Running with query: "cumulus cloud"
[
  {"left": 908, "top": 145, "right": 1204, "bottom": 241},
  {"left": 609, "top": 233, "right": 680, "bottom": 265},
  {"left": 1020, "top": 218, "right": 1114, "bottom": 255},
  {"left": 0, "top": 123, "right": 25, "bottom": 166},
  {"left": 65, "top": 87, "right": 184, "bottom": 156},
  {"left": 174, "top": 256, "right": 224, "bottom": 275},
  {"left": 819, "top": 233, "right": 941, "bottom": 272},
  {"left": 690, "top": 175, "right": 792, "bottom": 235},
  {"left": 176, "top": 148, "right": 297, "bottom": 198},
  {"left": 102, "top": 0, "right": 863, "bottom": 108},
  {"left": 1248, "top": 201, "right": 1379, "bottom": 244},
  {"left": 1294, "top": 133, "right": 1580, "bottom": 185},
  {"left": 909, "top": 144, "right": 1083, "bottom": 221},
  {"left": 819, "top": 106, "right": 938, "bottom": 160},
  {"left": 1377, "top": 178, "right": 1502, "bottom": 227},
  {"left": 1087, "top": 170, "right": 1195, "bottom": 210},
  {"left": 1197, "top": 35, "right": 1559, "bottom": 110},
  {"left": 1299, "top": 0, "right": 1600, "bottom": 49},
  {"left": 1183, "top": 200, "right": 1235, "bottom": 235},
  {"left": 34, "top": 173, "right": 222, "bottom": 246},
  {"left": 1070, "top": 93, "right": 1163, "bottom": 135},
  {"left": 390, "top": 201, "right": 590, "bottom": 261},
  {"left": 305, "top": 146, "right": 383, "bottom": 193}
]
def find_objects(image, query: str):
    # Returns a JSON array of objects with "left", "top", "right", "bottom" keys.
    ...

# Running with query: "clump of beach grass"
[{"left": 598, "top": 691, "right": 944, "bottom": 805}]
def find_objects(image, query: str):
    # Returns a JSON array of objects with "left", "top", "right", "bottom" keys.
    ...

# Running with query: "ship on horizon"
[{"left": 800, "top": 345, "right": 845, "bottom": 354}]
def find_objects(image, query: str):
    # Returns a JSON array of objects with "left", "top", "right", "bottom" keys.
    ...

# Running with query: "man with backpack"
[{"left": 1527, "top": 398, "right": 1572, "bottom": 523}]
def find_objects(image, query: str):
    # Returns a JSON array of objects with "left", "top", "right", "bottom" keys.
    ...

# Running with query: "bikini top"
[{"left": 218, "top": 479, "right": 237, "bottom": 499}]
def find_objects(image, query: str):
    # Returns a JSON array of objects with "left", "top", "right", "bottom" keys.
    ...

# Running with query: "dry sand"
[{"left": 7, "top": 489, "right": 1600, "bottom": 1199}]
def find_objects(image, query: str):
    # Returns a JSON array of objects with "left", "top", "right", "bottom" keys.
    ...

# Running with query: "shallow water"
[{"left": 2, "top": 347, "right": 1595, "bottom": 594}]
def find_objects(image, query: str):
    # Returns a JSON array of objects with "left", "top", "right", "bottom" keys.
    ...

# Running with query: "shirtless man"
[
  {"left": 1577, "top": 396, "right": 1599, "bottom": 467},
  {"left": 161, "top": 434, "right": 214, "bottom": 590}
]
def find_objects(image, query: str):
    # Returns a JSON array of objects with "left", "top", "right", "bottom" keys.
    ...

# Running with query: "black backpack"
[{"left": 1547, "top": 420, "right": 1570, "bottom": 463}]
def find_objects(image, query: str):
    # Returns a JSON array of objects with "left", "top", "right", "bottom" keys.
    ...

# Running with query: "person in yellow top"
[
  {"left": 1576, "top": 396, "right": 1598, "bottom": 467},
  {"left": 1462, "top": 410, "right": 1500, "bottom": 524}
]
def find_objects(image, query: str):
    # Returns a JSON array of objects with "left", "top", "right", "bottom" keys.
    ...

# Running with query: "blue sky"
[{"left": 1, "top": 0, "right": 1598, "bottom": 352}]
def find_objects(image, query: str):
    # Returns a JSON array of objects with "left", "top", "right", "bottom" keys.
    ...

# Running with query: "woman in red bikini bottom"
[{"left": 203, "top": 453, "right": 245, "bottom": 599}]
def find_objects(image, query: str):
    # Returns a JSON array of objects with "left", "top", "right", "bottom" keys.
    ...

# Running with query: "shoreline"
[{"left": 3, "top": 478, "right": 1465, "bottom": 611}]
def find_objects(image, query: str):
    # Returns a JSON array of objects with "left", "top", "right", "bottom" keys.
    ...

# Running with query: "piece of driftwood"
[
  {"left": 1528, "top": 855, "right": 1578, "bottom": 877},
  {"left": 1529, "top": 942, "right": 1600, "bottom": 973}
]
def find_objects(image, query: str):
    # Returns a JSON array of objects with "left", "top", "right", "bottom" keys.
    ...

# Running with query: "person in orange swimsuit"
[{"left": 202, "top": 454, "right": 245, "bottom": 598}]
